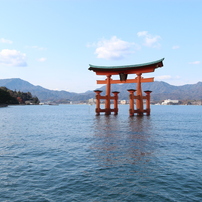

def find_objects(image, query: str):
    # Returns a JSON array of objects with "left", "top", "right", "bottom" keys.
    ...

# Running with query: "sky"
[{"left": 0, "top": 0, "right": 202, "bottom": 93}]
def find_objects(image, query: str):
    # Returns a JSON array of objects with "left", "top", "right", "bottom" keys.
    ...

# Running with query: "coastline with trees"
[{"left": 0, "top": 87, "right": 40, "bottom": 106}]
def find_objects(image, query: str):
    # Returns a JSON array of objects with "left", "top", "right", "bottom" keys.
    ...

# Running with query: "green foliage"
[
  {"left": 0, "top": 87, "right": 18, "bottom": 104},
  {"left": 0, "top": 87, "right": 40, "bottom": 105}
]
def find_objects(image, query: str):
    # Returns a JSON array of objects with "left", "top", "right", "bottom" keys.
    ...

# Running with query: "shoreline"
[{"left": 0, "top": 104, "right": 8, "bottom": 107}]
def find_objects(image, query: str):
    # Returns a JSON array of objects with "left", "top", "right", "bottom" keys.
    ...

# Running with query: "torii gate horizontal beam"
[{"left": 97, "top": 77, "right": 154, "bottom": 84}]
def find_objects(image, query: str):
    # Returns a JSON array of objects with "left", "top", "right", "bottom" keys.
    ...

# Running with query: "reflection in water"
[{"left": 91, "top": 115, "right": 156, "bottom": 169}]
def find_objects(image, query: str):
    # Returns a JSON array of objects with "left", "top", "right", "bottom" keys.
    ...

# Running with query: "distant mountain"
[
  {"left": 99, "top": 81, "right": 202, "bottom": 101},
  {"left": 0, "top": 78, "right": 202, "bottom": 102},
  {"left": 0, "top": 78, "right": 94, "bottom": 102}
]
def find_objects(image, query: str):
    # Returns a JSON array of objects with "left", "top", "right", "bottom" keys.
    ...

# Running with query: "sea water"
[{"left": 0, "top": 105, "right": 202, "bottom": 201}]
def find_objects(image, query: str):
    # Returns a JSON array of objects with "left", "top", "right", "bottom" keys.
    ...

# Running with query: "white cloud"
[
  {"left": 0, "top": 38, "right": 13, "bottom": 44},
  {"left": 37, "top": 57, "right": 47, "bottom": 62},
  {"left": 94, "top": 36, "right": 137, "bottom": 60},
  {"left": 137, "top": 31, "right": 148, "bottom": 37},
  {"left": 156, "top": 75, "right": 172, "bottom": 80},
  {"left": 172, "top": 45, "right": 180, "bottom": 49},
  {"left": 137, "top": 31, "right": 161, "bottom": 48},
  {"left": 0, "top": 49, "right": 27, "bottom": 67},
  {"left": 155, "top": 75, "right": 180, "bottom": 81},
  {"left": 189, "top": 61, "right": 200, "bottom": 65}
]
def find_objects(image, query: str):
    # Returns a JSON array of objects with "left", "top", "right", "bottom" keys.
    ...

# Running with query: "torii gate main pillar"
[
  {"left": 136, "top": 73, "right": 143, "bottom": 115},
  {"left": 105, "top": 75, "right": 111, "bottom": 115}
]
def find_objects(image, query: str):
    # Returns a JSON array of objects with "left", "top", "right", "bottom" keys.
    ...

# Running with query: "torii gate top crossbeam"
[{"left": 88, "top": 58, "right": 164, "bottom": 75}]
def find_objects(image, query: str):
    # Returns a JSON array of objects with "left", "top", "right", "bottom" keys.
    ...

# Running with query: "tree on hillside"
[{"left": 0, "top": 88, "right": 18, "bottom": 104}]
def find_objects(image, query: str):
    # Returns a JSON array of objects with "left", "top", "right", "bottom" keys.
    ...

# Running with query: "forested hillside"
[{"left": 0, "top": 87, "right": 40, "bottom": 105}]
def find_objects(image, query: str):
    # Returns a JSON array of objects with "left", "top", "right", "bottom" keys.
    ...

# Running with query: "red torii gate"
[{"left": 88, "top": 58, "right": 164, "bottom": 116}]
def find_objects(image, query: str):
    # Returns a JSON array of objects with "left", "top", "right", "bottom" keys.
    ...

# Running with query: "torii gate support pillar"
[
  {"left": 127, "top": 89, "right": 152, "bottom": 116},
  {"left": 144, "top": 90, "right": 152, "bottom": 115},
  {"left": 94, "top": 90, "right": 102, "bottom": 115},
  {"left": 94, "top": 88, "right": 120, "bottom": 115}
]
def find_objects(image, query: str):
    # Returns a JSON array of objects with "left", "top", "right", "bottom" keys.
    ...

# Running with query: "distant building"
[
  {"left": 25, "top": 100, "right": 32, "bottom": 105},
  {"left": 120, "top": 100, "right": 127, "bottom": 104},
  {"left": 162, "top": 99, "right": 179, "bottom": 105},
  {"left": 88, "top": 98, "right": 96, "bottom": 105},
  {"left": 189, "top": 100, "right": 202, "bottom": 105}
]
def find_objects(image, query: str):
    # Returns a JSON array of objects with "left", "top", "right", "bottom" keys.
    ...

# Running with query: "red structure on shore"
[{"left": 88, "top": 58, "right": 164, "bottom": 116}]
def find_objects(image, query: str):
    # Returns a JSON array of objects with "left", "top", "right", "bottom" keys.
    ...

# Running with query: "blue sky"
[{"left": 0, "top": 0, "right": 201, "bottom": 93}]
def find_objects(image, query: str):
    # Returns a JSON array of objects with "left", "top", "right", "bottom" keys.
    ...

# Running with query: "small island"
[{"left": 0, "top": 87, "right": 40, "bottom": 107}]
